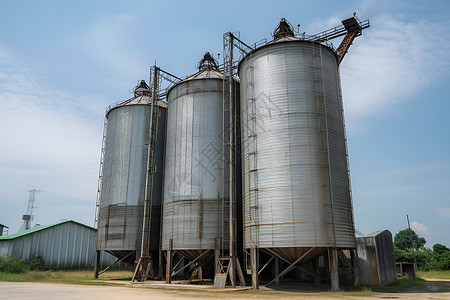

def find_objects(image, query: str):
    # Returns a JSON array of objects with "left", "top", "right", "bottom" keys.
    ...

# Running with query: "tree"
[
  {"left": 393, "top": 228, "right": 431, "bottom": 269},
  {"left": 433, "top": 243, "right": 450, "bottom": 256},
  {"left": 435, "top": 251, "right": 450, "bottom": 270},
  {"left": 394, "top": 228, "right": 426, "bottom": 250},
  {"left": 431, "top": 243, "right": 450, "bottom": 270}
]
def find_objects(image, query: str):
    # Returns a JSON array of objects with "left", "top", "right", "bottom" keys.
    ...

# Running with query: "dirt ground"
[{"left": 1, "top": 278, "right": 450, "bottom": 300}]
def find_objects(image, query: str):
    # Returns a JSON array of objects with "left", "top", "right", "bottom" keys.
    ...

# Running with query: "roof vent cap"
[
  {"left": 196, "top": 52, "right": 219, "bottom": 71},
  {"left": 273, "top": 18, "right": 295, "bottom": 39},
  {"left": 134, "top": 80, "right": 151, "bottom": 97}
]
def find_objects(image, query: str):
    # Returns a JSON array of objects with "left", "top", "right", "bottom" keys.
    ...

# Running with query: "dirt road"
[{"left": 1, "top": 279, "right": 450, "bottom": 300}]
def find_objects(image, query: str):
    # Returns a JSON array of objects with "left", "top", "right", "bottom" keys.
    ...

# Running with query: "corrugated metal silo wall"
[
  {"left": 0, "top": 223, "right": 117, "bottom": 269},
  {"left": 162, "top": 79, "right": 227, "bottom": 251},
  {"left": 97, "top": 104, "right": 166, "bottom": 255},
  {"left": 239, "top": 41, "right": 355, "bottom": 250}
]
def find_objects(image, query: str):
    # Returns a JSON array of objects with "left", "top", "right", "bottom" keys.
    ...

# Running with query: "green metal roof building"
[{"left": 0, "top": 220, "right": 116, "bottom": 269}]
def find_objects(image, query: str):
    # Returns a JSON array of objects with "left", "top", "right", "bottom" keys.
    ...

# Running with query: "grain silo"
[
  {"left": 96, "top": 81, "right": 166, "bottom": 267},
  {"left": 238, "top": 18, "right": 365, "bottom": 289},
  {"left": 162, "top": 53, "right": 232, "bottom": 279}
]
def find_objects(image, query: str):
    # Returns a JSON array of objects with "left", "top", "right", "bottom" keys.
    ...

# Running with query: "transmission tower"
[{"left": 20, "top": 189, "right": 39, "bottom": 231}]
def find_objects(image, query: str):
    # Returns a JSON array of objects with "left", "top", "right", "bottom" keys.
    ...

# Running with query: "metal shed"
[
  {"left": 0, "top": 220, "right": 116, "bottom": 269},
  {"left": 357, "top": 230, "right": 397, "bottom": 286}
]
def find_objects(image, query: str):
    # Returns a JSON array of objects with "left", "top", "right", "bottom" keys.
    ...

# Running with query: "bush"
[
  {"left": 29, "top": 254, "right": 43, "bottom": 271},
  {"left": 0, "top": 255, "right": 27, "bottom": 274}
]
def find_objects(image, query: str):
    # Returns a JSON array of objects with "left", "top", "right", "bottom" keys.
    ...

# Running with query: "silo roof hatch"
[
  {"left": 273, "top": 18, "right": 295, "bottom": 39},
  {"left": 197, "top": 52, "right": 219, "bottom": 71}
]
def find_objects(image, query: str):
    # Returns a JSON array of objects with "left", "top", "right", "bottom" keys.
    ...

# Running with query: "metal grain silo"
[
  {"left": 239, "top": 24, "right": 356, "bottom": 269},
  {"left": 96, "top": 81, "right": 166, "bottom": 264},
  {"left": 162, "top": 53, "right": 229, "bottom": 272}
]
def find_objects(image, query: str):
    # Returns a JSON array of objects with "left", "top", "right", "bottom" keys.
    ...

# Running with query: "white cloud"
[
  {"left": 435, "top": 208, "right": 450, "bottom": 219},
  {"left": 411, "top": 221, "right": 429, "bottom": 234},
  {"left": 337, "top": 14, "right": 450, "bottom": 133},
  {"left": 80, "top": 13, "right": 147, "bottom": 89},
  {"left": 0, "top": 45, "right": 104, "bottom": 231}
]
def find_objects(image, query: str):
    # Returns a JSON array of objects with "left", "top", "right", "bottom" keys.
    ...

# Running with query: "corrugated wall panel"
[{"left": 0, "top": 222, "right": 117, "bottom": 269}]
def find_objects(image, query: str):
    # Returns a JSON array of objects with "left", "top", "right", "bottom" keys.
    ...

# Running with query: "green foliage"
[
  {"left": 394, "top": 247, "right": 433, "bottom": 269},
  {"left": 433, "top": 244, "right": 449, "bottom": 256},
  {"left": 393, "top": 228, "right": 450, "bottom": 271},
  {"left": 435, "top": 251, "right": 450, "bottom": 270},
  {"left": 29, "top": 254, "right": 43, "bottom": 271},
  {"left": 394, "top": 228, "right": 426, "bottom": 250},
  {"left": 0, "top": 255, "right": 27, "bottom": 274},
  {"left": 430, "top": 244, "right": 450, "bottom": 271}
]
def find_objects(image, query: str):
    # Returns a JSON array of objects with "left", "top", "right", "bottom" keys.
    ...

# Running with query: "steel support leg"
[
  {"left": 313, "top": 257, "right": 321, "bottom": 286},
  {"left": 329, "top": 248, "right": 339, "bottom": 291},
  {"left": 94, "top": 250, "right": 100, "bottom": 279},
  {"left": 250, "top": 248, "right": 259, "bottom": 289},
  {"left": 274, "top": 257, "right": 279, "bottom": 286},
  {"left": 214, "top": 238, "right": 220, "bottom": 275},
  {"left": 350, "top": 248, "right": 360, "bottom": 287},
  {"left": 165, "top": 240, "right": 173, "bottom": 284}
]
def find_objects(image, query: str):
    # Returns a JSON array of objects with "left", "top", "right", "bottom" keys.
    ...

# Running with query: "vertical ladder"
[
  {"left": 222, "top": 37, "right": 232, "bottom": 252},
  {"left": 244, "top": 62, "right": 259, "bottom": 274},
  {"left": 94, "top": 116, "right": 108, "bottom": 229},
  {"left": 133, "top": 67, "right": 161, "bottom": 282},
  {"left": 214, "top": 257, "right": 231, "bottom": 288}
]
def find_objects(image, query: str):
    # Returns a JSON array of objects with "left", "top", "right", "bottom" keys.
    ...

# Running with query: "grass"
[
  {"left": 372, "top": 276, "right": 425, "bottom": 293},
  {"left": 417, "top": 270, "right": 450, "bottom": 280},
  {"left": 0, "top": 270, "right": 134, "bottom": 283}
]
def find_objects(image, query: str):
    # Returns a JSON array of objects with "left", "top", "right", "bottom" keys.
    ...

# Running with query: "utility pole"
[
  {"left": 407, "top": 214, "right": 416, "bottom": 278},
  {"left": 21, "top": 189, "right": 39, "bottom": 231}
]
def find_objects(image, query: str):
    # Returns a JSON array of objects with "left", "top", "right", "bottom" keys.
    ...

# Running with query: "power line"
[
  {"left": 39, "top": 190, "right": 93, "bottom": 205},
  {"left": 36, "top": 206, "right": 93, "bottom": 214}
]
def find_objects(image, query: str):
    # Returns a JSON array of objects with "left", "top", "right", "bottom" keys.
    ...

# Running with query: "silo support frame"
[
  {"left": 312, "top": 257, "right": 321, "bottom": 286},
  {"left": 265, "top": 247, "right": 314, "bottom": 287},
  {"left": 329, "top": 248, "right": 339, "bottom": 291},
  {"left": 273, "top": 257, "right": 280, "bottom": 286},
  {"left": 99, "top": 250, "right": 135, "bottom": 277},
  {"left": 165, "top": 239, "right": 173, "bottom": 283},
  {"left": 94, "top": 250, "right": 100, "bottom": 278},
  {"left": 170, "top": 250, "right": 211, "bottom": 278},
  {"left": 250, "top": 247, "right": 259, "bottom": 289},
  {"left": 350, "top": 248, "right": 360, "bottom": 287}
]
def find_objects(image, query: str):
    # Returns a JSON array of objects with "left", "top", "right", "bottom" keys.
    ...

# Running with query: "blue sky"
[{"left": 0, "top": 0, "right": 449, "bottom": 247}]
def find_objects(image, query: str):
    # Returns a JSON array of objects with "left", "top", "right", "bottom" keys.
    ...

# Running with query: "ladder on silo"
[
  {"left": 94, "top": 116, "right": 108, "bottom": 229},
  {"left": 222, "top": 32, "right": 250, "bottom": 287},
  {"left": 222, "top": 41, "right": 232, "bottom": 254},
  {"left": 312, "top": 41, "right": 337, "bottom": 247},
  {"left": 244, "top": 61, "right": 260, "bottom": 275},
  {"left": 133, "top": 66, "right": 161, "bottom": 282}
]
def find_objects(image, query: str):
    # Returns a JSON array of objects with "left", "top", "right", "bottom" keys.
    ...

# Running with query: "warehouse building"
[{"left": 0, "top": 220, "right": 116, "bottom": 269}]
